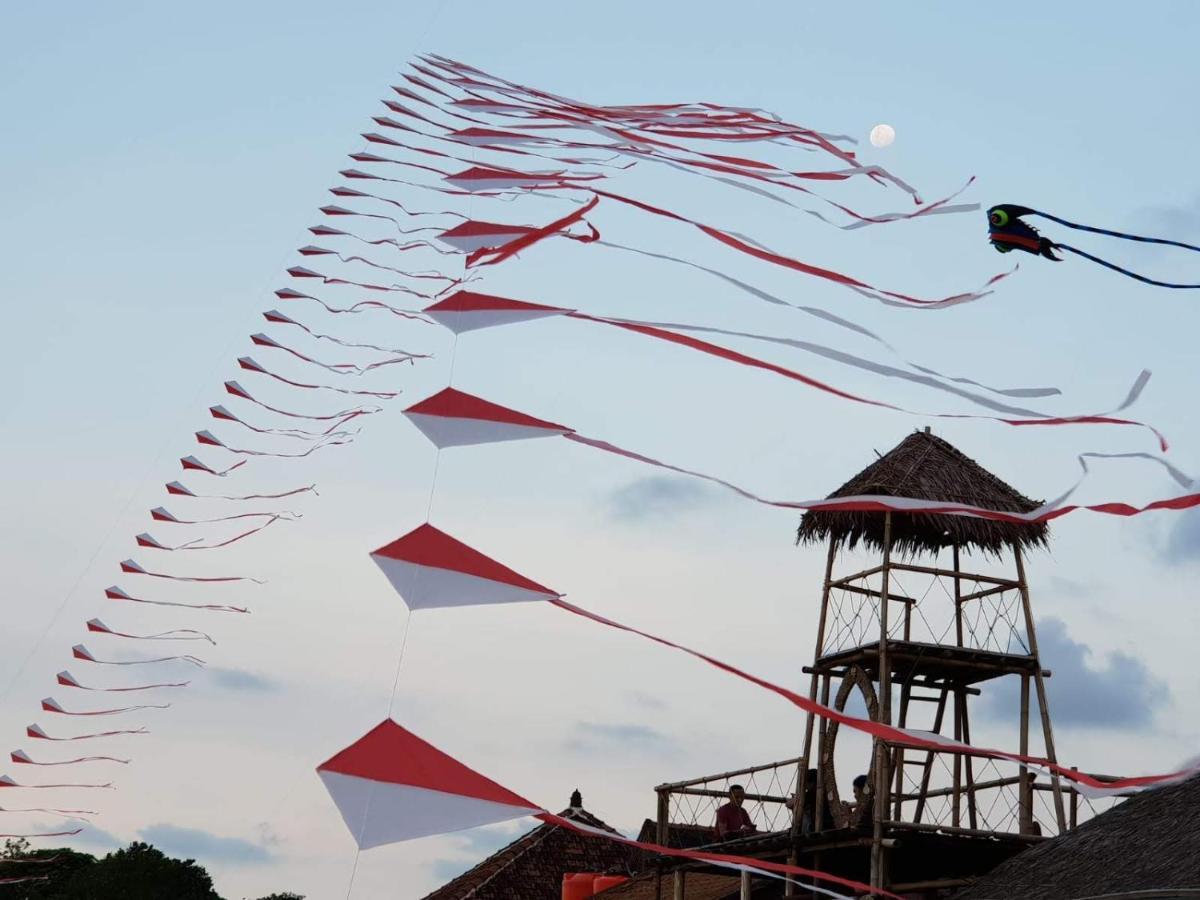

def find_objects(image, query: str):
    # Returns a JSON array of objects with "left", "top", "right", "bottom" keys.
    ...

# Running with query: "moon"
[{"left": 869, "top": 124, "right": 895, "bottom": 148}]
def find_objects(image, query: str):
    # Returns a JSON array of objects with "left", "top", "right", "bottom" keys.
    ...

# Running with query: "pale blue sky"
[{"left": 4, "top": 3, "right": 1200, "bottom": 897}]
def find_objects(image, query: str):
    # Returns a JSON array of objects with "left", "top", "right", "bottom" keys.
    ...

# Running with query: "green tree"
[
  {"left": 55, "top": 841, "right": 221, "bottom": 900},
  {"left": 253, "top": 894, "right": 305, "bottom": 900}
]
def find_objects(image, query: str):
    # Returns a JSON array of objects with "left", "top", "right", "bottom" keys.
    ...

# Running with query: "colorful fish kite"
[{"left": 988, "top": 204, "right": 1200, "bottom": 288}]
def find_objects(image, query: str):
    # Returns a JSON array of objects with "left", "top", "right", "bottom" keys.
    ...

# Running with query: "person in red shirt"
[{"left": 714, "top": 784, "right": 757, "bottom": 840}]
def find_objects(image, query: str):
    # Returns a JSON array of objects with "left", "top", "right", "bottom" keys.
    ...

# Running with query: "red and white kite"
[
  {"left": 11, "top": 749, "right": 128, "bottom": 766},
  {"left": 105, "top": 585, "right": 248, "bottom": 614},
  {"left": 119, "top": 557, "right": 263, "bottom": 585},
  {"left": 56, "top": 670, "right": 189, "bottom": 693},
  {"left": 317, "top": 720, "right": 544, "bottom": 848},
  {"left": 87, "top": 617, "right": 215, "bottom": 645},
  {"left": 166, "top": 479, "right": 316, "bottom": 502},
  {"left": 370, "top": 524, "right": 560, "bottom": 610},
  {"left": 72, "top": 644, "right": 204, "bottom": 668},
  {"left": 404, "top": 389, "right": 571, "bottom": 448},
  {"left": 27, "top": 723, "right": 147, "bottom": 742},
  {"left": 41, "top": 697, "right": 168, "bottom": 717},
  {"left": 0, "top": 775, "right": 112, "bottom": 790},
  {"left": 180, "top": 455, "right": 245, "bottom": 477},
  {"left": 317, "top": 720, "right": 884, "bottom": 899}
]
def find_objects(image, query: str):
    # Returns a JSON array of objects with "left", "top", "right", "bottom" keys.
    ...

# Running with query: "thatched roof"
[
  {"left": 421, "top": 793, "right": 636, "bottom": 900},
  {"left": 954, "top": 773, "right": 1200, "bottom": 899},
  {"left": 796, "top": 429, "right": 1048, "bottom": 557}
]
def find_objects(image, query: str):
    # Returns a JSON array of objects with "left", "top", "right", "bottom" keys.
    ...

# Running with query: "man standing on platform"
[{"left": 715, "top": 784, "right": 758, "bottom": 840}]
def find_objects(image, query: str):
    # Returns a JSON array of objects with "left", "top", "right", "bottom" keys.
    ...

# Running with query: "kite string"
[{"left": 348, "top": 118, "right": 469, "bottom": 900}]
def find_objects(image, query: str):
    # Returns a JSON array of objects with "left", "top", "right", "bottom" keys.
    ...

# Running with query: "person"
[
  {"left": 844, "top": 774, "right": 873, "bottom": 828},
  {"left": 715, "top": 784, "right": 757, "bottom": 840}
]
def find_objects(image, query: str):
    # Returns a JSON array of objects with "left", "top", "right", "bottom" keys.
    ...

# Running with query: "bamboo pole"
[
  {"left": 1020, "top": 673, "right": 1032, "bottom": 834},
  {"left": 952, "top": 544, "right": 963, "bottom": 828},
  {"left": 871, "top": 513, "right": 893, "bottom": 895},
  {"left": 789, "top": 541, "right": 838, "bottom": 893},
  {"left": 1014, "top": 544, "right": 1068, "bottom": 832}
]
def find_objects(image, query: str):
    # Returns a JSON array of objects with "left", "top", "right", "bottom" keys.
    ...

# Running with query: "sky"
[{"left": 3, "top": 2, "right": 1200, "bottom": 897}]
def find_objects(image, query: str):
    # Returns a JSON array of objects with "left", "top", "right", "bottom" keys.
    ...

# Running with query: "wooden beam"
[
  {"left": 836, "top": 582, "right": 917, "bottom": 606},
  {"left": 891, "top": 561, "right": 1018, "bottom": 588},
  {"left": 958, "top": 582, "right": 1016, "bottom": 604},
  {"left": 655, "top": 756, "right": 804, "bottom": 792},
  {"left": 829, "top": 564, "right": 884, "bottom": 588}
]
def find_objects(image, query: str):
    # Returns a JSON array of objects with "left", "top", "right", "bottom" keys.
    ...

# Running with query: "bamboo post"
[
  {"left": 892, "top": 682, "right": 911, "bottom": 821},
  {"left": 741, "top": 870, "right": 752, "bottom": 900},
  {"left": 673, "top": 871, "right": 685, "bottom": 900},
  {"left": 959, "top": 693, "right": 979, "bottom": 830},
  {"left": 952, "top": 544, "right": 963, "bottom": 828},
  {"left": 655, "top": 789, "right": 669, "bottom": 900},
  {"left": 1013, "top": 544, "right": 1068, "bottom": 832},
  {"left": 871, "top": 513, "right": 893, "bottom": 895},
  {"left": 1019, "top": 674, "right": 1032, "bottom": 834}
]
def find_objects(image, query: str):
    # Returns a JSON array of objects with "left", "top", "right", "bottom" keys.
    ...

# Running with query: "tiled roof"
[{"left": 422, "top": 803, "right": 637, "bottom": 900}]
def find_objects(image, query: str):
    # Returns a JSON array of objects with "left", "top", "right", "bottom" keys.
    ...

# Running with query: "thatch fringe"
[{"left": 796, "top": 430, "right": 1048, "bottom": 558}]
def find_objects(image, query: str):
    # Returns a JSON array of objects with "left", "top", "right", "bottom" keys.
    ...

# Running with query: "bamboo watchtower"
[{"left": 790, "top": 427, "right": 1065, "bottom": 896}]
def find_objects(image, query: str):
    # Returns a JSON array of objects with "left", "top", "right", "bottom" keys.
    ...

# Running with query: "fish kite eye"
[{"left": 989, "top": 209, "right": 1010, "bottom": 227}]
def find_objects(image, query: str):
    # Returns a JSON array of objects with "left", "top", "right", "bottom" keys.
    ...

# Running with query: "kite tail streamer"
[
  {"left": 1055, "top": 243, "right": 1200, "bottom": 290},
  {"left": 564, "top": 312, "right": 1166, "bottom": 448},
  {"left": 546, "top": 598, "right": 1191, "bottom": 796},
  {"left": 0, "top": 827, "right": 83, "bottom": 838},
  {"left": 1031, "top": 208, "right": 1200, "bottom": 253}
]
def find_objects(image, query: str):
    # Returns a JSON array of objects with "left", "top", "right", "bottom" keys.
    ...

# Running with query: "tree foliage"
[{"left": 0, "top": 841, "right": 301, "bottom": 900}]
